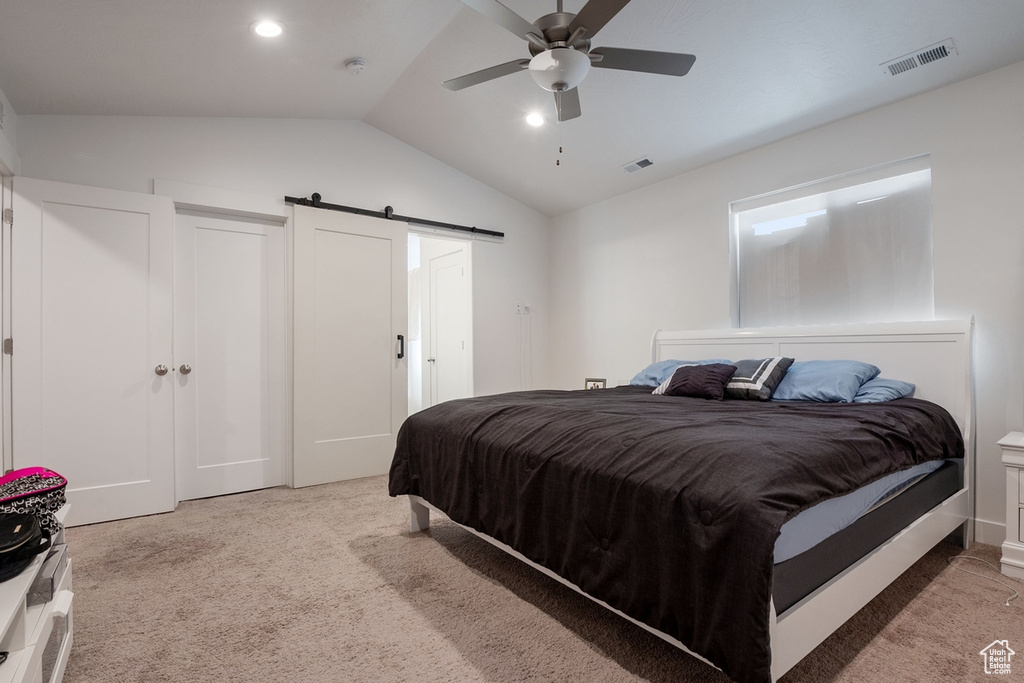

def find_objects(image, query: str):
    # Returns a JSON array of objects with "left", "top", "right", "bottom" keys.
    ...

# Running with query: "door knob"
[
  {"left": 154, "top": 364, "right": 169, "bottom": 376},
  {"left": 179, "top": 364, "right": 192, "bottom": 375}
]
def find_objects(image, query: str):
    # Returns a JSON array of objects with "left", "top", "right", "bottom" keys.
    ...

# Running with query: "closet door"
[
  {"left": 11, "top": 177, "right": 175, "bottom": 525},
  {"left": 292, "top": 205, "right": 407, "bottom": 487},
  {"left": 174, "top": 212, "right": 286, "bottom": 500}
]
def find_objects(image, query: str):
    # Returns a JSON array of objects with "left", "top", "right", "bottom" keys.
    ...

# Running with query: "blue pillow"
[
  {"left": 771, "top": 360, "right": 880, "bottom": 403},
  {"left": 853, "top": 377, "right": 916, "bottom": 403},
  {"left": 629, "top": 358, "right": 733, "bottom": 386}
]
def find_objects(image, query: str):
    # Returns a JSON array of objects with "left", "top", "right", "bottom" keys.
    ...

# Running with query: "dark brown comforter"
[{"left": 388, "top": 386, "right": 964, "bottom": 683}]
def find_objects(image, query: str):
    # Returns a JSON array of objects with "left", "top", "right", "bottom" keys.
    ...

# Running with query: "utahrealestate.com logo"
[{"left": 980, "top": 640, "right": 1014, "bottom": 675}]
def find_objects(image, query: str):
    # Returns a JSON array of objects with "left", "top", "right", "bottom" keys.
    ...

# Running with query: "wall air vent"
[
  {"left": 621, "top": 157, "right": 653, "bottom": 174},
  {"left": 882, "top": 38, "right": 957, "bottom": 76}
]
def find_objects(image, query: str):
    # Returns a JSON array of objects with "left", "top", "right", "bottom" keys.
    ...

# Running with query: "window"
[{"left": 731, "top": 157, "right": 933, "bottom": 328}]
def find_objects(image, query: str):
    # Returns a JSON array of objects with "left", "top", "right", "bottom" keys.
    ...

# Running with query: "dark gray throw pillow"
[
  {"left": 725, "top": 357, "right": 794, "bottom": 400},
  {"left": 663, "top": 363, "right": 739, "bottom": 401}
]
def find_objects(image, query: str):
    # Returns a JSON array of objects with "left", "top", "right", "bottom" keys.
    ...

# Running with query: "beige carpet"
[{"left": 63, "top": 476, "right": 1022, "bottom": 682}]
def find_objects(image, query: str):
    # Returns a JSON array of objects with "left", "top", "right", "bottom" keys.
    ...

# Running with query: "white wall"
[
  {"left": 550, "top": 59, "right": 1024, "bottom": 544},
  {"left": 16, "top": 116, "right": 549, "bottom": 397}
]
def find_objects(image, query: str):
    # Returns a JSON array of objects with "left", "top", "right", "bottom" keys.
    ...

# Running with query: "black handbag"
[{"left": 0, "top": 513, "right": 51, "bottom": 582}]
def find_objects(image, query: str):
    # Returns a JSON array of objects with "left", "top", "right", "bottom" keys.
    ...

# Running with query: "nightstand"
[{"left": 999, "top": 432, "right": 1024, "bottom": 579}]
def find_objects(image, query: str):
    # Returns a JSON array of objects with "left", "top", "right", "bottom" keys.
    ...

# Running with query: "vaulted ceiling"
[{"left": 1, "top": 0, "right": 1023, "bottom": 216}]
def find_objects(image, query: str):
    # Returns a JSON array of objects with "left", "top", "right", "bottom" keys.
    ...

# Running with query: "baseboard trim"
[{"left": 974, "top": 517, "right": 1006, "bottom": 547}]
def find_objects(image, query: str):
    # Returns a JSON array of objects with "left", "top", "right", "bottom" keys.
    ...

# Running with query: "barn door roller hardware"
[{"left": 284, "top": 193, "right": 504, "bottom": 239}]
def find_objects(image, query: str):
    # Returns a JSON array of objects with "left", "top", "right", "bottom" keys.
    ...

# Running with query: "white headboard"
[{"left": 652, "top": 319, "right": 975, "bottom": 513}]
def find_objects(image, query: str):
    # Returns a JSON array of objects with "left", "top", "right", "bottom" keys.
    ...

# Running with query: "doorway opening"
[{"left": 408, "top": 233, "right": 473, "bottom": 414}]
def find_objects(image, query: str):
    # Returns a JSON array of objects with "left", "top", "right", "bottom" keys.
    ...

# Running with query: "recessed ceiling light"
[
  {"left": 251, "top": 20, "right": 283, "bottom": 38},
  {"left": 525, "top": 112, "right": 544, "bottom": 127}
]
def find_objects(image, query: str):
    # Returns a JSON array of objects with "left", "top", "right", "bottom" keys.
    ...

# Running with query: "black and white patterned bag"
[{"left": 0, "top": 468, "right": 67, "bottom": 539}]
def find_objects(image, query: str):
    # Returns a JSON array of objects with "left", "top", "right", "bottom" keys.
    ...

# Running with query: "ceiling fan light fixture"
[
  {"left": 529, "top": 48, "right": 591, "bottom": 92},
  {"left": 525, "top": 112, "right": 545, "bottom": 127}
]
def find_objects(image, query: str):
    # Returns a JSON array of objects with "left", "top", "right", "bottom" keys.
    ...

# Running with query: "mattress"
[
  {"left": 772, "top": 459, "right": 961, "bottom": 612},
  {"left": 774, "top": 459, "right": 946, "bottom": 563}
]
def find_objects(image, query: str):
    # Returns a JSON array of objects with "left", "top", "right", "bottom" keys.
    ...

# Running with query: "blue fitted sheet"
[{"left": 774, "top": 459, "right": 948, "bottom": 563}]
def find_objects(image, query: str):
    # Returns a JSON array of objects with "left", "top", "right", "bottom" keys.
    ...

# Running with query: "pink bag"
[{"left": 0, "top": 468, "right": 67, "bottom": 538}]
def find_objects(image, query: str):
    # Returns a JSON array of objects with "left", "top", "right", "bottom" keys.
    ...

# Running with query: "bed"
[{"left": 388, "top": 319, "right": 974, "bottom": 682}]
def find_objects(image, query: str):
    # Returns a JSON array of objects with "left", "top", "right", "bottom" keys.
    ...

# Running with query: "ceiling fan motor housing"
[{"left": 528, "top": 12, "right": 587, "bottom": 52}]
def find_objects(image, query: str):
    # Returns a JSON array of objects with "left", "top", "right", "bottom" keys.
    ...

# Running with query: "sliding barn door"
[
  {"left": 292, "top": 205, "right": 407, "bottom": 487},
  {"left": 11, "top": 177, "right": 175, "bottom": 525}
]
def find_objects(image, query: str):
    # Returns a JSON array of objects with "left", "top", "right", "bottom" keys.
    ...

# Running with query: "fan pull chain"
[{"left": 556, "top": 146, "right": 562, "bottom": 166}]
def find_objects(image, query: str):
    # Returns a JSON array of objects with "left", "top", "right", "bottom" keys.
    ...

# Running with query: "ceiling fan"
[{"left": 444, "top": 0, "right": 696, "bottom": 122}]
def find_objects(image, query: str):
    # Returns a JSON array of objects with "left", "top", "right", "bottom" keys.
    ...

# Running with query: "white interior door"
[
  {"left": 11, "top": 177, "right": 175, "bottom": 525},
  {"left": 174, "top": 212, "right": 286, "bottom": 501},
  {"left": 2, "top": 175, "right": 11, "bottom": 472},
  {"left": 428, "top": 249, "right": 472, "bottom": 405},
  {"left": 292, "top": 205, "right": 407, "bottom": 487}
]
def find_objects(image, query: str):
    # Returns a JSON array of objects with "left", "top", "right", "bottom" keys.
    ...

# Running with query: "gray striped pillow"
[{"left": 724, "top": 357, "right": 794, "bottom": 400}]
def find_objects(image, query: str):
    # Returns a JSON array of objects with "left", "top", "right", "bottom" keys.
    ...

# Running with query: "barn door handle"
[{"left": 397, "top": 334, "right": 405, "bottom": 359}]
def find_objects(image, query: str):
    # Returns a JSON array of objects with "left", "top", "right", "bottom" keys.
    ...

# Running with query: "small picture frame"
[{"left": 584, "top": 378, "right": 606, "bottom": 390}]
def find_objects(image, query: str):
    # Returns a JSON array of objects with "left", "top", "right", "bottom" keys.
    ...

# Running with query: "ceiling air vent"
[
  {"left": 621, "top": 157, "right": 653, "bottom": 174},
  {"left": 881, "top": 38, "right": 957, "bottom": 76}
]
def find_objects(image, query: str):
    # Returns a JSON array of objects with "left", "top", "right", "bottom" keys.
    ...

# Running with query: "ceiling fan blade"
[
  {"left": 443, "top": 59, "right": 531, "bottom": 91},
  {"left": 554, "top": 88, "right": 581, "bottom": 122},
  {"left": 460, "top": 0, "right": 546, "bottom": 44},
  {"left": 590, "top": 47, "right": 696, "bottom": 76},
  {"left": 568, "top": 0, "right": 632, "bottom": 39}
]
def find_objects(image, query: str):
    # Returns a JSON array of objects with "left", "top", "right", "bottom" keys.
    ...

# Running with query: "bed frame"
[{"left": 407, "top": 319, "right": 974, "bottom": 681}]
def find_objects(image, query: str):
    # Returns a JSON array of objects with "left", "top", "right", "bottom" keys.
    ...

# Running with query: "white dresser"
[
  {"left": 0, "top": 507, "right": 72, "bottom": 683},
  {"left": 999, "top": 432, "right": 1024, "bottom": 579}
]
